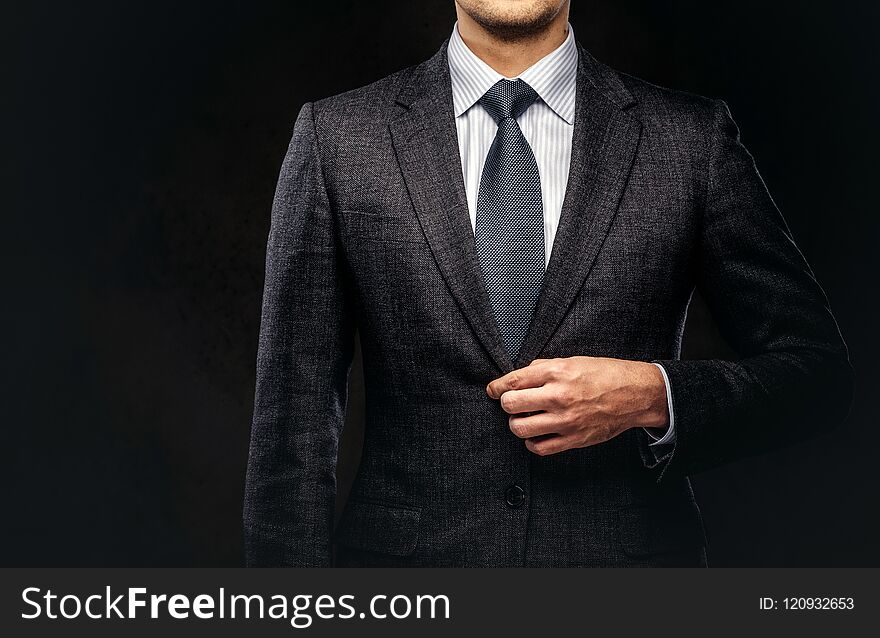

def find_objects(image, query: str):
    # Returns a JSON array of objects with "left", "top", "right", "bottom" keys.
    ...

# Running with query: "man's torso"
[{"left": 309, "top": 40, "right": 713, "bottom": 567}]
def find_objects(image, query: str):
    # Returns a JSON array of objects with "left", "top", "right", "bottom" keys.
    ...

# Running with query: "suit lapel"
[
  {"left": 389, "top": 44, "right": 514, "bottom": 373},
  {"left": 515, "top": 45, "right": 643, "bottom": 367}
]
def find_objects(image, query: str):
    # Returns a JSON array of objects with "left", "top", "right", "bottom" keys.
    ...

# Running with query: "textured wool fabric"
[
  {"left": 475, "top": 79, "right": 545, "bottom": 360},
  {"left": 243, "top": 38, "right": 853, "bottom": 568}
]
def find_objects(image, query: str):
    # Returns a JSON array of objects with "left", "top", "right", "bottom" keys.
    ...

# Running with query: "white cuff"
[{"left": 644, "top": 362, "right": 676, "bottom": 446}]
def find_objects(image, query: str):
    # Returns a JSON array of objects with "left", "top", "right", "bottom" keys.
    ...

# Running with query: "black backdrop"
[{"left": 4, "top": 0, "right": 878, "bottom": 566}]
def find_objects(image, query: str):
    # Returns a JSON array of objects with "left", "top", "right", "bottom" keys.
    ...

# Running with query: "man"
[{"left": 244, "top": 0, "right": 852, "bottom": 567}]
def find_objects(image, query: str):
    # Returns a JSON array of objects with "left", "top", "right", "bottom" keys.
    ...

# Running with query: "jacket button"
[{"left": 505, "top": 484, "right": 525, "bottom": 508}]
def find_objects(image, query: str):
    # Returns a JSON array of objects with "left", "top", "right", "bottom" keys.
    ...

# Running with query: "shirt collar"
[{"left": 447, "top": 21, "right": 578, "bottom": 125}]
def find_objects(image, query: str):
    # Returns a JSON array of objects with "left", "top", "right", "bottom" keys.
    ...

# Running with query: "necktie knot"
[{"left": 479, "top": 79, "right": 539, "bottom": 124}]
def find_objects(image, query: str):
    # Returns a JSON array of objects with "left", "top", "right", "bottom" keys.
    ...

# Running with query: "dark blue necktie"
[{"left": 475, "top": 79, "right": 545, "bottom": 360}]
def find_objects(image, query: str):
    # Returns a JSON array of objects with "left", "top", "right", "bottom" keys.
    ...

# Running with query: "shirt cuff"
[{"left": 644, "top": 362, "right": 676, "bottom": 446}]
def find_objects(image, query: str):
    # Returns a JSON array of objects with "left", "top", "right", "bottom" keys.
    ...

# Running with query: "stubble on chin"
[{"left": 457, "top": 0, "right": 564, "bottom": 42}]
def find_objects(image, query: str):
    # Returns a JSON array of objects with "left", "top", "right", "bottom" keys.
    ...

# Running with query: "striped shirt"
[{"left": 447, "top": 21, "right": 578, "bottom": 267}]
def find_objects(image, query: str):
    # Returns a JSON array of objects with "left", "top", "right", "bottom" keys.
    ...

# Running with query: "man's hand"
[{"left": 486, "top": 357, "right": 670, "bottom": 456}]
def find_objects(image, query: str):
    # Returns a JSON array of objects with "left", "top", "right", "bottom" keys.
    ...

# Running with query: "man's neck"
[{"left": 454, "top": 10, "right": 570, "bottom": 78}]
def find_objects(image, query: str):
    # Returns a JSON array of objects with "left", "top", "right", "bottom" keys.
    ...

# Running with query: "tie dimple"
[{"left": 475, "top": 79, "right": 545, "bottom": 361}]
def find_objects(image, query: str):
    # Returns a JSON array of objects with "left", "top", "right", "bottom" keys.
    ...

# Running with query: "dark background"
[{"left": 3, "top": 0, "right": 877, "bottom": 566}]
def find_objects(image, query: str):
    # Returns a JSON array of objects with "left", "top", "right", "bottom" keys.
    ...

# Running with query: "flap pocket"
[
  {"left": 341, "top": 209, "right": 424, "bottom": 243},
  {"left": 615, "top": 501, "right": 707, "bottom": 557},
  {"left": 333, "top": 499, "right": 422, "bottom": 557}
]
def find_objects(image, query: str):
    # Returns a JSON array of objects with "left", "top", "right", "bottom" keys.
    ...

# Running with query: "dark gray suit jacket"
[{"left": 243, "top": 39, "right": 853, "bottom": 567}]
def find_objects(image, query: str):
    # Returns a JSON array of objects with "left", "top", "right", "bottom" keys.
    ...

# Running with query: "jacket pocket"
[
  {"left": 333, "top": 499, "right": 422, "bottom": 557},
  {"left": 614, "top": 501, "right": 707, "bottom": 557}
]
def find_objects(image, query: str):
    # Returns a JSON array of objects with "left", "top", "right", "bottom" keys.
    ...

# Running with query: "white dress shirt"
[{"left": 446, "top": 22, "right": 676, "bottom": 447}]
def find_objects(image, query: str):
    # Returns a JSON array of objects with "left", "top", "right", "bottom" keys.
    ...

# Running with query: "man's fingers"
[
  {"left": 486, "top": 363, "right": 553, "bottom": 398},
  {"left": 498, "top": 387, "right": 554, "bottom": 414},
  {"left": 508, "top": 412, "right": 560, "bottom": 439},
  {"left": 524, "top": 434, "right": 575, "bottom": 456}
]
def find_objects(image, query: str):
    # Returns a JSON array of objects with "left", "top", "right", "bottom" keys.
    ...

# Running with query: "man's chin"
[
  {"left": 473, "top": 16, "right": 558, "bottom": 41},
  {"left": 459, "top": 0, "right": 564, "bottom": 41}
]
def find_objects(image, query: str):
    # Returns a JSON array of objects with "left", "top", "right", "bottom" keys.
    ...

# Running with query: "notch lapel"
[
  {"left": 515, "top": 45, "right": 643, "bottom": 367},
  {"left": 389, "top": 44, "right": 514, "bottom": 373}
]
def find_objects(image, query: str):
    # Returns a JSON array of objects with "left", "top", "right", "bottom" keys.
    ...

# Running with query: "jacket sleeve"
[
  {"left": 243, "top": 102, "right": 356, "bottom": 565},
  {"left": 643, "top": 99, "right": 854, "bottom": 480}
]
